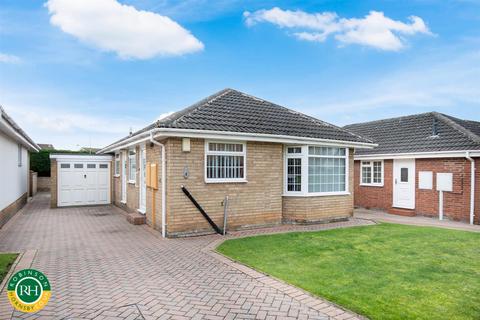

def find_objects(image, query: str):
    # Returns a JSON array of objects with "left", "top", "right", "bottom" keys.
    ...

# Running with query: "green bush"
[{"left": 30, "top": 150, "right": 90, "bottom": 177}]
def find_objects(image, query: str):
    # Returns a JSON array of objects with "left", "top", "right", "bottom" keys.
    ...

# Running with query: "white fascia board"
[
  {"left": 0, "top": 117, "right": 40, "bottom": 152},
  {"left": 50, "top": 154, "right": 113, "bottom": 161},
  {"left": 98, "top": 128, "right": 377, "bottom": 153},
  {"left": 354, "top": 150, "right": 480, "bottom": 160}
]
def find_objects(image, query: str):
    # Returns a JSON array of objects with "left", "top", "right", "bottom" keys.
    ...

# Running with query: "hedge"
[{"left": 30, "top": 150, "right": 90, "bottom": 177}]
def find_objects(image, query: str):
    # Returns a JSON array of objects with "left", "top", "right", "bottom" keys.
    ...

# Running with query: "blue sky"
[{"left": 1, "top": 0, "right": 479, "bottom": 149}]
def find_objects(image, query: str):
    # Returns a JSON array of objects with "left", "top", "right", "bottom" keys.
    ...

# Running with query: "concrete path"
[
  {"left": 0, "top": 193, "right": 371, "bottom": 320},
  {"left": 354, "top": 208, "right": 480, "bottom": 233}
]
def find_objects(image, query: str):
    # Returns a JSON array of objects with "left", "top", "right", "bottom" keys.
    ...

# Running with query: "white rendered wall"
[{"left": 0, "top": 133, "right": 28, "bottom": 211}]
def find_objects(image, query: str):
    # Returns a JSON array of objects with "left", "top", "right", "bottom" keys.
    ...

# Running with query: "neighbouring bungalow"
[
  {"left": 0, "top": 106, "right": 40, "bottom": 228},
  {"left": 95, "top": 88, "right": 375, "bottom": 237},
  {"left": 345, "top": 112, "right": 480, "bottom": 225}
]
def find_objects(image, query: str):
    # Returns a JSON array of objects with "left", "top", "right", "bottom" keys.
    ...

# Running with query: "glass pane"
[
  {"left": 401, "top": 168, "right": 408, "bottom": 182},
  {"left": 287, "top": 158, "right": 302, "bottom": 191},
  {"left": 60, "top": 163, "right": 70, "bottom": 169},
  {"left": 287, "top": 147, "right": 301, "bottom": 154},
  {"left": 308, "top": 157, "right": 345, "bottom": 193},
  {"left": 206, "top": 155, "right": 244, "bottom": 179},
  {"left": 74, "top": 164, "right": 83, "bottom": 169},
  {"left": 373, "top": 161, "right": 382, "bottom": 183},
  {"left": 87, "top": 164, "right": 96, "bottom": 169},
  {"left": 309, "top": 146, "right": 345, "bottom": 156},
  {"left": 99, "top": 164, "right": 108, "bottom": 169}
]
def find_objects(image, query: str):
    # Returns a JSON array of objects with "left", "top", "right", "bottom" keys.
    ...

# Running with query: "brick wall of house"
[
  {"left": 353, "top": 159, "right": 393, "bottom": 210},
  {"left": 50, "top": 159, "right": 57, "bottom": 208},
  {"left": 282, "top": 149, "right": 355, "bottom": 223},
  {"left": 415, "top": 158, "right": 470, "bottom": 222},
  {"left": 353, "top": 157, "right": 480, "bottom": 224},
  {"left": 0, "top": 192, "right": 27, "bottom": 229},
  {"left": 145, "top": 142, "right": 163, "bottom": 231},
  {"left": 165, "top": 138, "right": 283, "bottom": 237},
  {"left": 475, "top": 158, "right": 480, "bottom": 225}
]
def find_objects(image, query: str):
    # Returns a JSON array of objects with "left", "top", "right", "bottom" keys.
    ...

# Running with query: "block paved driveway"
[{"left": 0, "top": 194, "right": 369, "bottom": 320}]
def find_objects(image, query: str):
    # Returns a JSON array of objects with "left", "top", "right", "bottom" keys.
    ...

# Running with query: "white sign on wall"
[
  {"left": 436, "top": 173, "right": 453, "bottom": 192},
  {"left": 418, "top": 171, "right": 433, "bottom": 190}
]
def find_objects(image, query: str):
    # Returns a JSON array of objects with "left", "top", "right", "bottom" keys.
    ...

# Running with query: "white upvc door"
[
  {"left": 393, "top": 159, "right": 416, "bottom": 209},
  {"left": 121, "top": 151, "right": 127, "bottom": 203},
  {"left": 139, "top": 146, "right": 147, "bottom": 213}
]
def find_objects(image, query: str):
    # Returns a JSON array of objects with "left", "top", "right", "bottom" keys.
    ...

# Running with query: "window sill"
[
  {"left": 137, "top": 208, "right": 146, "bottom": 214},
  {"left": 128, "top": 180, "right": 136, "bottom": 185},
  {"left": 360, "top": 183, "right": 384, "bottom": 188},
  {"left": 283, "top": 192, "right": 351, "bottom": 197},
  {"left": 205, "top": 179, "right": 248, "bottom": 184},
  {"left": 114, "top": 174, "right": 120, "bottom": 178}
]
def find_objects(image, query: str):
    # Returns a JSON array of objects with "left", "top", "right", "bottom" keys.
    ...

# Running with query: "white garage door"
[{"left": 57, "top": 160, "right": 111, "bottom": 207}]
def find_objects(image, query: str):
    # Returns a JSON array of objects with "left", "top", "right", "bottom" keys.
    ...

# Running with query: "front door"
[
  {"left": 121, "top": 151, "right": 127, "bottom": 203},
  {"left": 139, "top": 146, "right": 146, "bottom": 213},
  {"left": 393, "top": 159, "right": 415, "bottom": 209}
]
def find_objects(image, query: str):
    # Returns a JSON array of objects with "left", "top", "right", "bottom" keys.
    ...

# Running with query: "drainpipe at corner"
[
  {"left": 466, "top": 152, "right": 476, "bottom": 225},
  {"left": 150, "top": 132, "right": 167, "bottom": 237}
]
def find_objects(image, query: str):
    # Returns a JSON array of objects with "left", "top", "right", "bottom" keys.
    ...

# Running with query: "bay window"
[
  {"left": 285, "top": 146, "right": 349, "bottom": 196},
  {"left": 360, "top": 160, "right": 383, "bottom": 186},
  {"left": 205, "top": 141, "right": 246, "bottom": 183}
]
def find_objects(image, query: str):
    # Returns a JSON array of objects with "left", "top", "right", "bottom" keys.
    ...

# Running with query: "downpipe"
[
  {"left": 466, "top": 152, "right": 476, "bottom": 225},
  {"left": 150, "top": 132, "right": 167, "bottom": 237}
]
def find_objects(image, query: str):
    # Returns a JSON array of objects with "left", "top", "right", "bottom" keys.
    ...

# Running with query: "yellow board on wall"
[
  {"left": 146, "top": 162, "right": 151, "bottom": 187},
  {"left": 150, "top": 163, "right": 158, "bottom": 190}
]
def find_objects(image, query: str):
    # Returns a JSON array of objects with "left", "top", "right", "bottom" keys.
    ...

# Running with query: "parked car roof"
[
  {"left": 103, "top": 88, "right": 372, "bottom": 150},
  {"left": 344, "top": 112, "right": 480, "bottom": 155}
]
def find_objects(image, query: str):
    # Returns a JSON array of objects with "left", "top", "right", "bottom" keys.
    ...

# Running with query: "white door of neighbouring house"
[
  {"left": 121, "top": 151, "right": 127, "bottom": 203},
  {"left": 393, "top": 159, "right": 415, "bottom": 209},
  {"left": 139, "top": 146, "right": 146, "bottom": 213},
  {"left": 56, "top": 156, "right": 111, "bottom": 207}
]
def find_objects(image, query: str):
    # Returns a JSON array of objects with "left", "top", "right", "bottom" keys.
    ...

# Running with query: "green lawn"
[
  {"left": 0, "top": 253, "right": 18, "bottom": 284},
  {"left": 217, "top": 224, "right": 480, "bottom": 320}
]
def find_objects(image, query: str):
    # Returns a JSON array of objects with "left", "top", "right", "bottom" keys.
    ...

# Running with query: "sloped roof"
[
  {"left": 102, "top": 89, "right": 372, "bottom": 150},
  {"left": 0, "top": 106, "right": 39, "bottom": 151},
  {"left": 344, "top": 112, "right": 480, "bottom": 155}
]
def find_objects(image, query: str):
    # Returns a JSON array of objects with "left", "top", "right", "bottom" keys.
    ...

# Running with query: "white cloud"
[
  {"left": 157, "top": 111, "right": 174, "bottom": 121},
  {"left": 244, "top": 8, "right": 432, "bottom": 51},
  {"left": 0, "top": 53, "right": 21, "bottom": 64},
  {"left": 307, "top": 51, "right": 480, "bottom": 123},
  {"left": 45, "top": 0, "right": 204, "bottom": 59},
  {"left": 5, "top": 105, "right": 149, "bottom": 150}
]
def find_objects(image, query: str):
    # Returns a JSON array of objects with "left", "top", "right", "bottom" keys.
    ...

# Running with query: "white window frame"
[
  {"left": 284, "top": 145, "right": 350, "bottom": 197},
  {"left": 114, "top": 153, "right": 120, "bottom": 177},
  {"left": 204, "top": 140, "right": 247, "bottom": 183},
  {"left": 128, "top": 148, "right": 137, "bottom": 184},
  {"left": 360, "top": 160, "right": 384, "bottom": 187},
  {"left": 18, "top": 144, "right": 23, "bottom": 167}
]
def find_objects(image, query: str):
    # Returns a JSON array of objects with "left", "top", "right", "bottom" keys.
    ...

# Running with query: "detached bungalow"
[
  {"left": 98, "top": 89, "right": 374, "bottom": 237},
  {"left": 345, "top": 112, "right": 480, "bottom": 225},
  {"left": 0, "top": 106, "right": 40, "bottom": 228}
]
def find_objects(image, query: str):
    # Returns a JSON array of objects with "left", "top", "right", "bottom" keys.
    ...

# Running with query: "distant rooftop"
[{"left": 344, "top": 112, "right": 480, "bottom": 155}]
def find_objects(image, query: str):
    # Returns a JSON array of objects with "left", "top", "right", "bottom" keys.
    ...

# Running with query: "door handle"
[{"left": 84, "top": 174, "right": 87, "bottom": 179}]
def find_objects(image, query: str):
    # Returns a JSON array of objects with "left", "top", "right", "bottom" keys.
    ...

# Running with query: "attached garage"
[{"left": 50, "top": 154, "right": 112, "bottom": 208}]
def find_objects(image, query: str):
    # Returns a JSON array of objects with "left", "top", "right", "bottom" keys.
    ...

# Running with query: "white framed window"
[
  {"left": 114, "top": 153, "right": 120, "bottom": 176},
  {"left": 128, "top": 148, "right": 136, "bottom": 183},
  {"left": 360, "top": 160, "right": 384, "bottom": 186},
  {"left": 205, "top": 141, "right": 246, "bottom": 183},
  {"left": 17, "top": 144, "right": 22, "bottom": 167},
  {"left": 284, "top": 145, "right": 349, "bottom": 196}
]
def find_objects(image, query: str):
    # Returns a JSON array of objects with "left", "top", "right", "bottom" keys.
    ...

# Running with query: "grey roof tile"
[
  {"left": 103, "top": 89, "right": 372, "bottom": 150},
  {"left": 344, "top": 112, "right": 480, "bottom": 155}
]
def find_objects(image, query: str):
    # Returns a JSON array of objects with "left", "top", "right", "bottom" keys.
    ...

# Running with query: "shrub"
[{"left": 30, "top": 150, "right": 90, "bottom": 177}]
